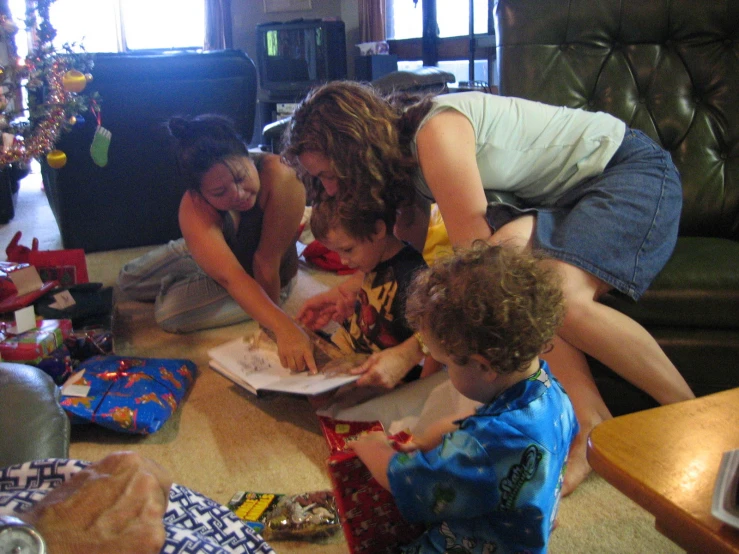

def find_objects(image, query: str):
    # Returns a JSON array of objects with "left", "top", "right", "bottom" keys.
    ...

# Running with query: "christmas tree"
[{"left": 0, "top": 0, "right": 98, "bottom": 170}]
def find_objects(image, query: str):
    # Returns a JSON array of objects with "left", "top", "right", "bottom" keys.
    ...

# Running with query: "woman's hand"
[
  {"left": 274, "top": 321, "right": 318, "bottom": 373},
  {"left": 351, "top": 338, "right": 422, "bottom": 389},
  {"left": 297, "top": 286, "right": 356, "bottom": 330}
]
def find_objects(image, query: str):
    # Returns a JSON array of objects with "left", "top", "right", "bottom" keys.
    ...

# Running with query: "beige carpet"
[{"left": 0, "top": 168, "right": 684, "bottom": 553}]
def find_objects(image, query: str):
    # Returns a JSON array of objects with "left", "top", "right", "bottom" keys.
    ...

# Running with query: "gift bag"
[
  {"left": 320, "top": 416, "right": 424, "bottom": 553},
  {"left": 6, "top": 230, "right": 88, "bottom": 286},
  {"left": 60, "top": 355, "right": 197, "bottom": 435},
  {"left": 28, "top": 249, "right": 88, "bottom": 286}
]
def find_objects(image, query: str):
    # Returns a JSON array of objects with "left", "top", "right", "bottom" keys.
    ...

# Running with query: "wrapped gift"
[
  {"left": 320, "top": 416, "right": 424, "bottom": 553},
  {"left": 36, "top": 344, "right": 74, "bottom": 385},
  {"left": 60, "top": 355, "right": 197, "bottom": 435},
  {"left": 0, "top": 319, "right": 73, "bottom": 364},
  {"left": 35, "top": 329, "right": 114, "bottom": 386},
  {"left": 318, "top": 416, "right": 385, "bottom": 454}
]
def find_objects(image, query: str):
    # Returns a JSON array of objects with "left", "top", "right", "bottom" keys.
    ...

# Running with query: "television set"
[{"left": 256, "top": 19, "right": 347, "bottom": 99}]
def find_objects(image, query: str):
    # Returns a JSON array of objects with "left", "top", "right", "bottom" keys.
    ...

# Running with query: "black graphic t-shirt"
[{"left": 332, "top": 243, "right": 427, "bottom": 381}]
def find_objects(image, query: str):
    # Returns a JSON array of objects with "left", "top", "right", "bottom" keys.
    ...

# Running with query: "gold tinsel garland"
[{"left": 0, "top": 1, "right": 96, "bottom": 168}]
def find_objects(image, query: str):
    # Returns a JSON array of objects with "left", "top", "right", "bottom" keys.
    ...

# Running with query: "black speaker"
[{"left": 355, "top": 54, "right": 398, "bottom": 82}]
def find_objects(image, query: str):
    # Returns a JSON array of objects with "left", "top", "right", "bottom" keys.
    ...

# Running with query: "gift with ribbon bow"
[{"left": 60, "top": 355, "right": 197, "bottom": 435}]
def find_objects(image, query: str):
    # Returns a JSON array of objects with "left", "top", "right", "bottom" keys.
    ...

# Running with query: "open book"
[{"left": 208, "top": 328, "right": 366, "bottom": 397}]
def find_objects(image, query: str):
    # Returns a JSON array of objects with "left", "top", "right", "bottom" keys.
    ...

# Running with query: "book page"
[{"left": 208, "top": 333, "right": 361, "bottom": 396}]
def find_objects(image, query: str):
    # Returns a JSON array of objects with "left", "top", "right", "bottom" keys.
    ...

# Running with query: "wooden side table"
[{"left": 587, "top": 388, "right": 739, "bottom": 554}]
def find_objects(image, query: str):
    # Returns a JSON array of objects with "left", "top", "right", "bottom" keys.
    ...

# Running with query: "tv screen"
[{"left": 256, "top": 19, "right": 347, "bottom": 98}]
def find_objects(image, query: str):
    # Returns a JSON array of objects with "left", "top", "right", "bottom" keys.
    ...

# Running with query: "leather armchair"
[
  {"left": 41, "top": 50, "right": 257, "bottom": 253},
  {"left": 0, "top": 363, "right": 70, "bottom": 467},
  {"left": 494, "top": 0, "right": 739, "bottom": 415}
]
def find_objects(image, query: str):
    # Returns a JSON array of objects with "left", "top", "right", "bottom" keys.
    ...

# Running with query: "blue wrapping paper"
[{"left": 60, "top": 355, "right": 197, "bottom": 434}]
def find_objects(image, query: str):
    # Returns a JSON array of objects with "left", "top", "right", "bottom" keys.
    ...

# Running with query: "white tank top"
[{"left": 411, "top": 92, "right": 626, "bottom": 206}]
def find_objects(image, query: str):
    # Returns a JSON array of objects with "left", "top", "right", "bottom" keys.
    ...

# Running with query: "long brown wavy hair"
[{"left": 281, "top": 81, "right": 434, "bottom": 213}]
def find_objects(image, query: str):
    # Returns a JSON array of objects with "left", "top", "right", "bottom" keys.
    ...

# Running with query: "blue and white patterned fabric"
[
  {"left": 0, "top": 459, "right": 275, "bottom": 554},
  {"left": 388, "top": 361, "right": 579, "bottom": 554}
]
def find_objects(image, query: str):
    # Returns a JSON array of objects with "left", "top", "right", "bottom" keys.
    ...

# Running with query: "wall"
[{"left": 231, "top": 0, "right": 359, "bottom": 145}]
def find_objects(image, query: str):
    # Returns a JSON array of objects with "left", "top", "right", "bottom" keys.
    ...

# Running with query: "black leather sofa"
[
  {"left": 495, "top": 0, "right": 739, "bottom": 415},
  {"left": 41, "top": 50, "right": 257, "bottom": 253}
]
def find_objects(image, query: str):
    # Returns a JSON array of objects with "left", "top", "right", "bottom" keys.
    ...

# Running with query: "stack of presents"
[{"left": 0, "top": 231, "right": 196, "bottom": 435}]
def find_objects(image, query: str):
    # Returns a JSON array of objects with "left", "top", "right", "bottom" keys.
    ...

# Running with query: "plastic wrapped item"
[{"left": 227, "top": 490, "right": 341, "bottom": 541}]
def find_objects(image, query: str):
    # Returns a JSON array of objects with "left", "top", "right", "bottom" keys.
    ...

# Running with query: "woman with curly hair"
[{"left": 281, "top": 80, "right": 694, "bottom": 494}]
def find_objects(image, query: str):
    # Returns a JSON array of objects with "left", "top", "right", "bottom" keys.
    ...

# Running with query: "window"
[
  {"left": 10, "top": 0, "right": 205, "bottom": 53},
  {"left": 387, "top": 0, "right": 489, "bottom": 40},
  {"left": 387, "top": 0, "right": 494, "bottom": 85}
]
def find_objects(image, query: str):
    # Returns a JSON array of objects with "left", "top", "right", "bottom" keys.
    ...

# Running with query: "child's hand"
[
  {"left": 348, "top": 431, "right": 395, "bottom": 491},
  {"left": 348, "top": 430, "right": 391, "bottom": 450},
  {"left": 297, "top": 287, "right": 355, "bottom": 329},
  {"left": 352, "top": 335, "right": 423, "bottom": 388},
  {"left": 393, "top": 439, "right": 420, "bottom": 453},
  {"left": 352, "top": 349, "right": 410, "bottom": 388}
]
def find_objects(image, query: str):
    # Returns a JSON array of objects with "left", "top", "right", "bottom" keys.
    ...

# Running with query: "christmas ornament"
[
  {"left": 46, "top": 149, "right": 67, "bottom": 169},
  {"left": 90, "top": 126, "right": 111, "bottom": 167},
  {"left": 89, "top": 102, "right": 110, "bottom": 167},
  {"left": 0, "top": 0, "right": 99, "bottom": 167},
  {"left": 62, "top": 70, "right": 87, "bottom": 93}
]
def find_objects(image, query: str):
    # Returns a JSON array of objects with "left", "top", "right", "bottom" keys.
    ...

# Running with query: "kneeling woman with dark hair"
[{"left": 118, "top": 114, "right": 316, "bottom": 373}]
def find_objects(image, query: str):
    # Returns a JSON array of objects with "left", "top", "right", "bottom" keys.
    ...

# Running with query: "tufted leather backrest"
[{"left": 494, "top": 0, "right": 739, "bottom": 239}]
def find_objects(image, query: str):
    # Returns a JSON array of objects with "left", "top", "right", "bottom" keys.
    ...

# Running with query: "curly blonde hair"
[
  {"left": 281, "top": 81, "right": 430, "bottom": 210},
  {"left": 405, "top": 243, "right": 565, "bottom": 374}
]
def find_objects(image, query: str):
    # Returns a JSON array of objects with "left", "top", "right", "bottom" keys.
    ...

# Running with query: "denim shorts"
[{"left": 485, "top": 128, "right": 682, "bottom": 300}]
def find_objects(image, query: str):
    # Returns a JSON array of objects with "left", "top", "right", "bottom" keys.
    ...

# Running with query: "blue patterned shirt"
[{"left": 388, "top": 361, "right": 578, "bottom": 554}]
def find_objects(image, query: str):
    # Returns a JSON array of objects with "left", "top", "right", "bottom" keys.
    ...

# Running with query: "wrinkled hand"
[
  {"left": 297, "top": 287, "right": 356, "bottom": 330},
  {"left": 23, "top": 451, "right": 171, "bottom": 554},
  {"left": 275, "top": 321, "right": 318, "bottom": 373},
  {"left": 352, "top": 345, "right": 417, "bottom": 389}
]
